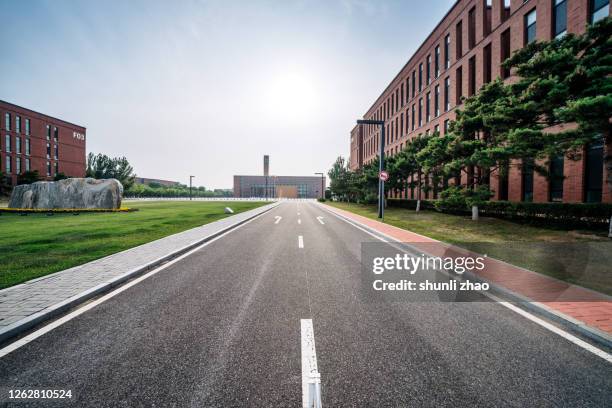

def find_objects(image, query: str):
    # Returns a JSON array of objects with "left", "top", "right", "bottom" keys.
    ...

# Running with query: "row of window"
[
  {"left": 362, "top": 0, "right": 610, "bottom": 156},
  {"left": 4, "top": 112, "right": 60, "bottom": 141},
  {"left": 3, "top": 135, "right": 58, "bottom": 159},
  {"left": 3, "top": 156, "right": 57, "bottom": 177}
]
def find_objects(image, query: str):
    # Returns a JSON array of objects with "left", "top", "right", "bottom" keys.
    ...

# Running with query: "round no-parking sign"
[{"left": 379, "top": 171, "right": 389, "bottom": 181}]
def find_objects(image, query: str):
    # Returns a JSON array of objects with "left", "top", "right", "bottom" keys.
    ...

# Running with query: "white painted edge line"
[
  {"left": 0, "top": 210, "right": 268, "bottom": 359},
  {"left": 275, "top": 215, "right": 283, "bottom": 224},
  {"left": 320, "top": 204, "right": 612, "bottom": 363},
  {"left": 301, "top": 319, "right": 322, "bottom": 408},
  {"left": 298, "top": 219, "right": 302, "bottom": 224},
  {"left": 298, "top": 235, "right": 304, "bottom": 249},
  {"left": 316, "top": 216, "right": 325, "bottom": 225}
]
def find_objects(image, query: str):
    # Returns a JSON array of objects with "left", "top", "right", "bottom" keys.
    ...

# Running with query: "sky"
[{"left": 0, "top": 0, "right": 455, "bottom": 189}]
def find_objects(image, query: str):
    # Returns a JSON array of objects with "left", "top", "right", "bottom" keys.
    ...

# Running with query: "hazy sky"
[{"left": 1, "top": 0, "right": 454, "bottom": 189}]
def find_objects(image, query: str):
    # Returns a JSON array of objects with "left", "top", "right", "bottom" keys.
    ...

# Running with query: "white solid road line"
[
  {"left": 0, "top": 213, "right": 267, "bottom": 359},
  {"left": 316, "top": 216, "right": 325, "bottom": 225},
  {"left": 298, "top": 219, "right": 302, "bottom": 224},
  {"left": 301, "top": 319, "right": 323, "bottom": 408},
  {"left": 320, "top": 205, "right": 612, "bottom": 363},
  {"left": 275, "top": 216, "right": 283, "bottom": 224},
  {"left": 298, "top": 235, "right": 304, "bottom": 248}
]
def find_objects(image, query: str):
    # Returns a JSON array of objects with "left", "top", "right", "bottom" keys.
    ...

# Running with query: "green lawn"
[
  {"left": 0, "top": 201, "right": 266, "bottom": 289},
  {"left": 327, "top": 202, "right": 612, "bottom": 295}
]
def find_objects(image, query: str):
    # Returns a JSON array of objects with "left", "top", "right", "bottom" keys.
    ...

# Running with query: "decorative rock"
[
  {"left": 224, "top": 207, "right": 234, "bottom": 214},
  {"left": 9, "top": 178, "right": 123, "bottom": 209}
]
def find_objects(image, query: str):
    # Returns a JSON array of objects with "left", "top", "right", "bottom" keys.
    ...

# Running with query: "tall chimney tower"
[{"left": 263, "top": 155, "right": 269, "bottom": 176}]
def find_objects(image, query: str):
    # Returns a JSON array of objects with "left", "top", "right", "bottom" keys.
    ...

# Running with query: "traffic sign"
[{"left": 379, "top": 171, "right": 389, "bottom": 181}]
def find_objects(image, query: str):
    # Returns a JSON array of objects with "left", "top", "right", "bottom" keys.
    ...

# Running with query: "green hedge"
[{"left": 388, "top": 199, "right": 612, "bottom": 229}]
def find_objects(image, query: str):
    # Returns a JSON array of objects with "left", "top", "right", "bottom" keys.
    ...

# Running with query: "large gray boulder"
[{"left": 9, "top": 178, "right": 123, "bottom": 209}]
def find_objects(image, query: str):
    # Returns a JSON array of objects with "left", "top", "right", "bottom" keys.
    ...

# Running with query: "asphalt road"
[{"left": 0, "top": 202, "right": 610, "bottom": 407}]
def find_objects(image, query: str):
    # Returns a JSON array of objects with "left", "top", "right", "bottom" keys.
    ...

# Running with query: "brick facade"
[
  {"left": 1, "top": 100, "right": 86, "bottom": 186},
  {"left": 349, "top": 0, "right": 611, "bottom": 203}
]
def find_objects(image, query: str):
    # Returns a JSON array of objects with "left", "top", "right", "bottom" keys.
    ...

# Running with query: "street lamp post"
[
  {"left": 189, "top": 175, "right": 195, "bottom": 201},
  {"left": 357, "top": 119, "right": 385, "bottom": 219},
  {"left": 314, "top": 172, "right": 324, "bottom": 199}
]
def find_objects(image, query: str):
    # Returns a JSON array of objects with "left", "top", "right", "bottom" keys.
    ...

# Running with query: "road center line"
[
  {"left": 301, "top": 319, "right": 323, "bottom": 408},
  {"left": 298, "top": 235, "right": 304, "bottom": 248},
  {"left": 298, "top": 219, "right": 302, "bottom": 224}
]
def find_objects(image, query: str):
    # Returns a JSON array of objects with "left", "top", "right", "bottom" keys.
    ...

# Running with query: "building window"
[
  {"left": 444, "top": 119, "right": 450, "bottom": 134},
  {"left": 525, "top": 9, "right": 537, "bottom": 45},
  {"left": 484, "top": 0, "right": 493, "bottom": 35},
  {"left": 483, "top": 43, "right": 492, "bottom": 84},
  {"left": 412, "top": 71, "right": 416, "bottom": 98},
  {"left": 444, "top": 34, "right": 451, "bottom": 69},
  {"left": 426, "top": 92, "right": 431, "bottom": 122},
  {"left": 47, "top": 143, "right": 51, "bottom": 159},
  {"left": 434, "top": 85, "right": 440, "bottom": 117},
  {"left": 585, "top": 140, "right": 604, "bottom": 202},
  {"left": 418, "top": 63, "right": 423, "bottom": 91},
  {"left": 501, "top": 28, "right": 511, "bottom": 78},
  {"left": 16, "top": 157, "right": 21, "bottom": 175},
  {"left": 54, "top": 162, "right": 58, "bottom": 175},
  {"left": 405, "top": 79, "right": 410, "bottom": 103},
  {"left": 549, "top": 155, "right": 564, "bottom": 201},
  {"left": 426, "top": 55, "right": 431, "bottom": 84},
  {"left": 522, "top": 158, "right": 535, "bottom": 202},
  {"left": 5, "top": 134, "right": 11, "bottom": 153},
  {"left": 25, "top": 138, "right": 30, "bottom": 156},
  {"left": 468, "top": 7, "right": 476, "bottom": 49},
  {"left": 47, "top": 161, "right": 51, "bottom": 176},
  {"left": 400, "top": 83, "right": 404, "bottom": 107},
  {"left": 46, "top": 125, "right": 51, "bottom": 140},
  {"left": 4, "top": 113, "right": 10, "bottom": 131},
  {"left": 15, "top": 116, "right": 20, "bottom": 133},
  {"left": 591, "top": 0, "right": 610, "bottom": 23},
  {"left": 434, "top": 46, "right": 440, "bottom": 78},
  {"left": 456, "top": 20, "right": 463, "bottom": 59},
  {"left": 54, "top": 145, "right": 58, "bottom": 160},
  {"left": 16, "top": 136, "right": 21, "bottom": 154},
  {"left": 434, "top": 124, "right": 440, "bottom": 134},
  {"left": 54, "top": 127, "right": 58, "bottom": 141},
  {"left": 456, "top": 66, "right": 463, "bottom": 104},
  {"left": 400, "top": 113, "right": 404, "bottom": 137},
  {"left": 5, "top": 156, "right": 11, "bottom": 174},
  {"left": 503, "top": 0, "right": 511, "bottom": 22},
  {"left": 553, "top": 0, "right": 567, "bottom": 38},
  {"left": 444, "top": 77, "right": 450, "bottom": 111},
  {"left": 411, "top": 104, "right": 416, "bottom": 130},
  {"left": 418, "top": 98, "right": 423, "bottom": 127},
  {"left": 26, "top": 158, "right": 30, "bottom": 172},
  {"left": 469, "top": 56, "right": 476, "bottom": 96},
  {"left": 25, "top": 119, "right": 30, "bottom": 136}
]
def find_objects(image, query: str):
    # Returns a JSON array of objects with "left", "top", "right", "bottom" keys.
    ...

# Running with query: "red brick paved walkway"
[{"left": 324, "top": 204, "right": 612, "bottom": 335}]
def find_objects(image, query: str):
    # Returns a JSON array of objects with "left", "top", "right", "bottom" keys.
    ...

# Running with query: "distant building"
[
  {"left": 1, "top": 100, "right": 86, "bottom": 185},
  {"left": 233, "top": 156, "right": 325, "bottom": 199},
  {"left": 134, "top": 177, "right": 181, "bottom": 187}
]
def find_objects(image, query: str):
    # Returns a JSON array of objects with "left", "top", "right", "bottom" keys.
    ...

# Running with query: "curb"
[
  {"left": 320, "top": 204, "right": 612, "bottom": 350},
  {"left": 0, "top": 203, "right": 278, "bottom": 345}
]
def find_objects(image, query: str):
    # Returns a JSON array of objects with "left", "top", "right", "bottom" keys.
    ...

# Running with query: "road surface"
[{"left": 0, "top": 202, "right": 610, "bottom": 407}]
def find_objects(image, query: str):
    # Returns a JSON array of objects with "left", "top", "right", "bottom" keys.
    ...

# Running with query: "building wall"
[
  {"left": 1, "top": 100, "right": 86, "bottom": 186},
  {"left": 233, "top": 175, "right": 326, "bottom": 199},
  {"left": 351, "top": 0, "right": 610, "bottom": 203}
]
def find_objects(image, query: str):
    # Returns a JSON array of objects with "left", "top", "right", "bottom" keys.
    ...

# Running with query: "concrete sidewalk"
[
  {"left": 0, "top": 203, "right": 277, "bottom": 343},
  {"left": 323, "top": 204, "right": 612, "bottom": 344}
]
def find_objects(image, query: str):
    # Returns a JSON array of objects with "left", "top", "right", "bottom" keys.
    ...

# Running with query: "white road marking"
[
  {"left": 298, "top": 212, "right": 301, "bottom": 216},
  {"left": 301, "top": 319, "right": 323, "bottom": 408},
  {"left": 298, "top": 235, "right": 304, "bottom": 248},
  {"left": 298, "top": 219, "right": 302, "bottom": 224},
  {"left": 316, "top": 216, "right": 325, "bottom": 225},
  {"left": 320, "top": 205, "right": 612, "bottom": 363},
  {"left": 0, "top": 212, "right": 267, "bottom": 358},
  {"left": 274, "top": 216, "right": 282, "bottom": 224}
]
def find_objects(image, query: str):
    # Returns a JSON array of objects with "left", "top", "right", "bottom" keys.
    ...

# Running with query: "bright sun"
[{"left": 262, "top": 71, "right": 317, "bottom": 122}]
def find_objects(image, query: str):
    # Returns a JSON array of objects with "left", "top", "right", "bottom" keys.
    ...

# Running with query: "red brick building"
[
  {"left": 1, "top": 100, "right": 86, "bottom": 186},
  {"left": 350, "top": 0, "right": 610, "bottom": 203}
]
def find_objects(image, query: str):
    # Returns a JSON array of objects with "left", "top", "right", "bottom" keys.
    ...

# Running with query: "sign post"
[
  {"left": 357, "top": 119, "right": 386, "bottom": 219},
  {"left": 379, "top": 171, "right": 389, "bottom": 220}
]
